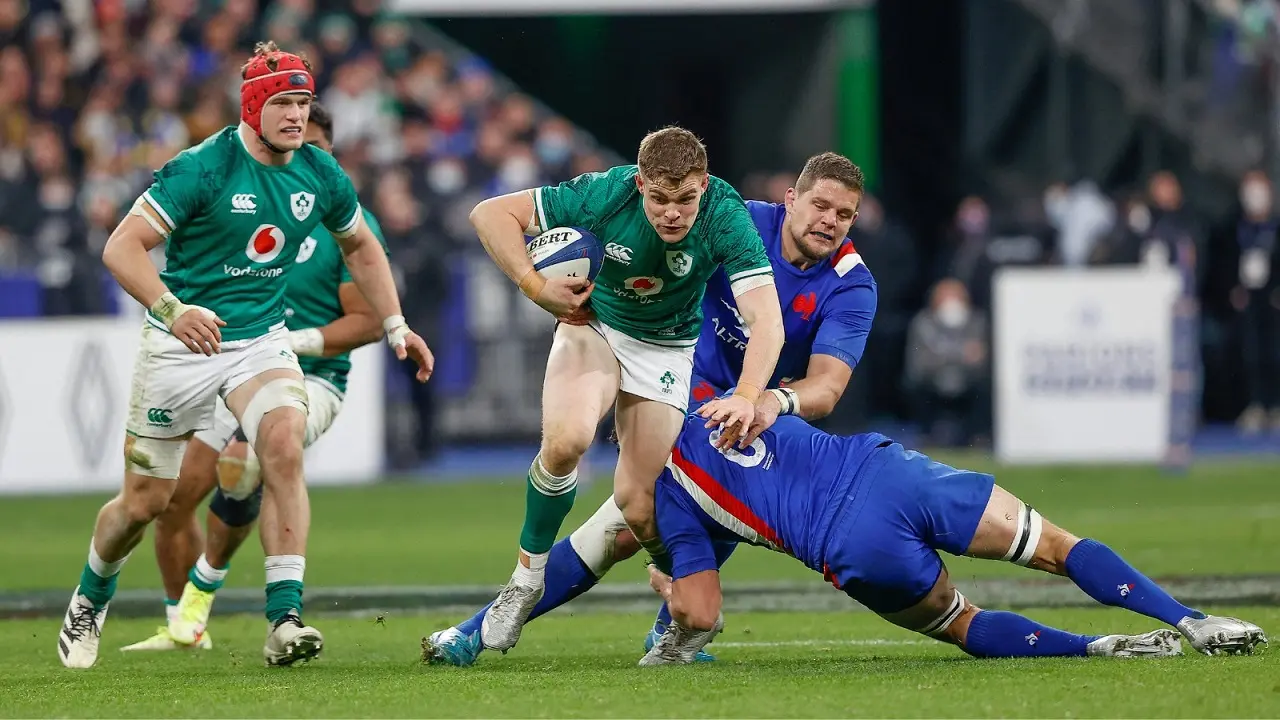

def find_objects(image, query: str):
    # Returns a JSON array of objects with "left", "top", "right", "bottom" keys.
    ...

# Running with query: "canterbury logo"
[
  {"left": 146, "top": 408, "right": 173, "bottom": 425},
  {"left": 231, "top": 194, "right": 257, "bottom": 214}
]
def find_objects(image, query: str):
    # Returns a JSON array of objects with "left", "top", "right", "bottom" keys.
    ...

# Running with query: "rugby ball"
[{"left": 527, "top": 226, "right": 604, "bottom": 281}]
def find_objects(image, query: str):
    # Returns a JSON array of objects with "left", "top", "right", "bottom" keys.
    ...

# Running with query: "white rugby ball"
[{"left": 526, "top": 226, "right": 604, "bottom": 281}]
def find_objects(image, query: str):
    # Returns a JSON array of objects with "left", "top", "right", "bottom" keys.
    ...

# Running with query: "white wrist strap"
[
  {"left": 290, "top": 328, "right": 325, "bottom": 357},
  {"left": 383, "top": 314, "right": 410, "bottom": 348},
  {"left": 768, "top": 387, "right": 800, "bottom": 416}
]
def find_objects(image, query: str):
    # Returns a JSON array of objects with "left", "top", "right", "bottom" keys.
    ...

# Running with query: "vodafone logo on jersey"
[
  {"left": 624, "top": 276, "right": 664, "bottom": 296},
  {"left": 246, "top": 224, "right": 287, "bottom": 264}
]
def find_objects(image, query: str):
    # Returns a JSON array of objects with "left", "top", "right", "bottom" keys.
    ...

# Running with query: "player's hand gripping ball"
[{"left": 524, "top": 227, "right": 604, "bottom": 325}]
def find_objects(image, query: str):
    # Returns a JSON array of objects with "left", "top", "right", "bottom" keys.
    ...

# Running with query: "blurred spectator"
[
  {"left": 904, "top": 278, "right": 990, "bottom": 448},
  {"left": 1229, "top": 170, "right": 1280, "bottom": 433},
  {"left": 935, "top": 195, "right": 1052, "bottom": 310},
  {"left": 1043, "top": 179, "right": 1115, "bottom": 267}
]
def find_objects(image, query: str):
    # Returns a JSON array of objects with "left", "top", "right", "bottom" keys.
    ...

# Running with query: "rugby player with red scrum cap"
[{"left": 57, "top": 41, "right": 433, "bottom": 669}]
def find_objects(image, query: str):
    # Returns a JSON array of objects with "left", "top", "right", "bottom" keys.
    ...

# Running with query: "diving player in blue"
[
  {"left": 424, "top": 152, "right": 878, "bottom": 667},
  {"left": 638, "top": 409, "right": 1267, "bottom": 664}
]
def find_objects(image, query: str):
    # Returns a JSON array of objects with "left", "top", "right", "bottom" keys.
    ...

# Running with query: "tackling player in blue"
[
  {"left": 637, "top": 408, "right": 1267, "bottom": 664},
  {"left": 425, "top": 152, "right": 877, "bottom": 666}
]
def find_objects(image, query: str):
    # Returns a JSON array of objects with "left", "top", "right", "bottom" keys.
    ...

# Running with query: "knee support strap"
[
  {"left": 209, "top": 482, "right": 263, "bottom": 527},
  {"left": 239, "top": 378, "right": 308, "bottom": 450},
  {"left": 568, "top": 495, "right": 629, "bottom": 578},
  {"left": 124, "top": 435, "right": 187, "bottom": 480},
  {"left": 916, "top": 589, "right": 968, "bottom": 638},
  {"left": 1002, "top": 502, "right": 1044, "bottom": 567}
]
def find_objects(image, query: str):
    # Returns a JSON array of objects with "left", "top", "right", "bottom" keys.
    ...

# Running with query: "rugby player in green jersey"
[
  {"left": 469, "top": 126, "right": 784, "bottom": 652},
  {"left": 59, "top": 43, "right": 433, "bottom": 669},
  {"left": 120, "top": 101, "right": 392, "bottom": 655}
]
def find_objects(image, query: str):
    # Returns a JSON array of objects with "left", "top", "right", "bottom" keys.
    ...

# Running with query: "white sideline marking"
[{"left": 716, "top": 638, "right": 929, "bottom": 648}]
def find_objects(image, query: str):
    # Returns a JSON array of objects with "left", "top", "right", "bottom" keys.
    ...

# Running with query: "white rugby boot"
[
  {"left": 639, "top": 614, "right": 725, "bottom": 666},
  {"left": 1086, "top": 629, "right": 1183, "bottom": 658},
  {"left": 57, "top": 587, "right": 108, "bottom": 669},
  {"left": 263, "top": 610, "right": 324, "bottom": 666},
  {"left": 480, "top": 571, "right": 544, "bottom": 653},
  {"left": 1176, "top": 615, "right": 1268, "bottom": 655},
  {"left": 121, "top": 625, "right": 213, "bottom": 652}
]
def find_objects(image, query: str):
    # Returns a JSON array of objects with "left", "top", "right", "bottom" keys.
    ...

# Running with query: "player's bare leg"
[
  {"left": 60, "top": 437, "right": 185, "bottom": 668},
  {"left": 225, "top": 368, "right": 319, "bottom": 665},
  {"left": 639, "top": 567, "right": 725, "bottom": 666},
  {"left": 482, "top": 324, "right": 619, "bottom": 653},
  {"left": 121, "top": 438, "right": 220, "bottom": 651},
  {"left": 955, "top": 485, "right": 1265, "bottom": 656},
  {"left": 612, "top": 392, "right": 684, "bottom": 565}
]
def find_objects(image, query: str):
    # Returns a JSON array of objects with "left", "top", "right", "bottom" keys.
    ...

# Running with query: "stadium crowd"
[{"left": 3, "top": 0, "right": 1280, "bottom": 448}]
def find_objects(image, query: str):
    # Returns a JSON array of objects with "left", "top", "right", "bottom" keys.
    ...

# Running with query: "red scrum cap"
[{"left": 240, "top": 49, "right": 315, "bottom": 136}]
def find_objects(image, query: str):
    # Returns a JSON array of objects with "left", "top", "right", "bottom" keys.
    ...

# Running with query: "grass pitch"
[
  {"left": 1, "top": 457, "right": 1278, "bottom": 716},
  {"left": 2, "top": 609, "right": 1277, "bottom": 717}
]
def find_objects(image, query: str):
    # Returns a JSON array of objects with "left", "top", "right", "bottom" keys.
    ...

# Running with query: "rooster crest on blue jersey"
[{"left": 694, "top": 201, "right": 877, "bottom": 394}]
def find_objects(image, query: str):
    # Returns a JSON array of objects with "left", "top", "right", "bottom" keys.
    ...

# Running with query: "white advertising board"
[
  {"left": 0, "top": 318, "right": 384, "bottom": 495},
  {"left": 993, "top": 267, "right": 1181, "bottom": 464}
]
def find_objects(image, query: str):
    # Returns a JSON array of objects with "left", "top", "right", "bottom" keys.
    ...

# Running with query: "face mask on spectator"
[
  {"left": 536, "top": 134, "right": 572, "bottom": 166},
  {"left": 1128, "top": 205, "right": 1151, "bottom": 234},
  {"left": 1241, "top": 182, "right": 1271, "bottom": 217},
  {"left": 958, "top": 207, "right": 988, "bottom": 236},
  {"left": 936, "top": 299, "right": 970, "bottom": 329},
  {"left": 500, "top": 156, "right": 538, "bottom": 190},
  {"left": 428, "top": 161, "right": 466, "bottom": 195},
  {"left": 40, "top": 180, "right": 75, "bottom": 210}
]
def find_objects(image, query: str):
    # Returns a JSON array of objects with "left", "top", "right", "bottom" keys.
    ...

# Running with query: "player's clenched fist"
[
  {"left": 519, "top": 271, "right": 595, "bottom": 322},
  {"left": 151, "top": 291, "right": 226, "bottom": 356}
]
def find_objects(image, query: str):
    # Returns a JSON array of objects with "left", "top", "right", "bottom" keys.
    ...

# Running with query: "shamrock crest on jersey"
[
  {"left": 532, "top": 165, "right": 772, "bottom": 346},
  {"left": 135, "top": 126, "right": 363, "bottom": 341}
]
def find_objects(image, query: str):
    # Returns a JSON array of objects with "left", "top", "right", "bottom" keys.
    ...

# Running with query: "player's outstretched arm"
[
  {"left": 335, "top": 218, "right": 434, "bottom": 382},
  {"left": 103, "top": 212, "right": 225, "bottom": 355},
  {"left": 289, "top": 282, "right": 383, "bottom": 358},
  {"left": 700, "top": 284, "right": 784, "bottom": 449}
]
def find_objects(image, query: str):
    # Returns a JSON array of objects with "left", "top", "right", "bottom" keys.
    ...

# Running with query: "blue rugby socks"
[
  {"left": 964, "top": 610, "right": 1099, "bottom": 658},
  {"left": 1065, "top": 539, "right": 1204, "bottom": 626}
]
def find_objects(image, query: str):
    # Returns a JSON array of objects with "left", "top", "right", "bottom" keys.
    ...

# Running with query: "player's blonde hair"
[
  {"left": 240, "top": 40, "right": 313, "bottom": 77},
  {"left": 796, "top": 152, "right": 864, "bottom": 195},
  {"left": 637, "top": 126, "right": 708, "bottom": 187}
]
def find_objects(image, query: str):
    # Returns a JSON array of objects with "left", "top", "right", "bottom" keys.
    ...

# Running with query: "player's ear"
[
  {"left": 700, "top": 173, "right": 709, "bottom": 191},
  {"left": 784, "top": 187, "right": 796, "bottom": 210},
  {"left": 635, "top": 174, "right": 645, "bottom": 193},
  {"left": 851, "top": 210, "right": 859, "bottom": 226}
]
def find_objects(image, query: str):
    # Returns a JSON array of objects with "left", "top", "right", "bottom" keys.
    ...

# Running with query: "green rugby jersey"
[
  {"left": 137, "top": 126, "right": 362, "bottom": 341},
  {"left": 286, "top": 208, "right": 389, "bottom": 396},
  {"left": 533, "top": 165, "right": 771, "bottom": 345}
]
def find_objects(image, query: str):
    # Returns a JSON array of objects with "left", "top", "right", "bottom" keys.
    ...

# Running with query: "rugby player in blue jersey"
[
  {"left": 425, "top": 153, "right": 878, "bottom": 666},
  {"left": 637, "top": 408, "right": 1267, "bottom": 664}
]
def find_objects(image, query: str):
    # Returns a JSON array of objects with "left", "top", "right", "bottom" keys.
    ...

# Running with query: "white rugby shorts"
[
  {"left": 194, "top": 376, "right": 343, "bottom": 450},
  {"left": 125, "top": 323, "right": 302, "bottom": 439}
]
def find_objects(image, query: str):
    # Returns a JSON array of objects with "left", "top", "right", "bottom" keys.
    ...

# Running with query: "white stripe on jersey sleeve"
[
  {"left": 333, "top": 204, "right": 362, "bottom": 238},
  {"left": 730, "top": 273, "right": 775, "bottom": 298},
  {"left": 534, "top": 187, "right": 548, "bottom": 233},
  {"left": 142, "top": 191, "right": 176, "bottom": 233}
]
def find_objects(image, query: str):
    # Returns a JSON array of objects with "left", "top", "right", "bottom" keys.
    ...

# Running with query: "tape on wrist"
[
  {"left": 290, "top": 328, "right": 325, "bottom": 357},
  {"left": 768, "top": 387, "right": 800, "bottom": 416},
  {"left": 518, "top": 267, "right": 546, "bottom": 301},
  {"left": 383, "top": 314, "right": 410, "bottom": 348},
  {"left": 733, "top": 382, "right": 763, "bottom": 404},
  {"left": 149, "top": 291, "right": 187, "bottom": 329}
]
